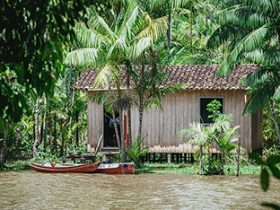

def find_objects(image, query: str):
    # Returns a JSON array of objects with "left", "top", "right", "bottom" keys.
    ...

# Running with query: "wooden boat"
[
  {"left": 29, "top": 162, "right": 100, "bottom": 173},
  {"left": 95, "top": 162, "right": 135, "bottom": 174}
]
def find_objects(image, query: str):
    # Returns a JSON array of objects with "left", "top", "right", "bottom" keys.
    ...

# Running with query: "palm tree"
[
  {"left": 177, "top": 122, "right": 209, "bottom": 175},
  {"left": 210, "top": 114, "right": 239, "bottom": 165},
  {"left": 207, "top": 0, "right": 280, "bottom": 143},
  {"left": 242, "top": 65, "right": 280, "bottom": 143},
  {"left": 207, "top": 0, "right": 280, "bottom": 76},
  {"left": 65, "top": 3, "right": 154, "bottom": 161}
]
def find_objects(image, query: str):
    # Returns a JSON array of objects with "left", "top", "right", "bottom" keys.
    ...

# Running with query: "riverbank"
[
  {"left": 135, "top": 163, "right": 261, "bottom": 175},
  {"left": 2, "top": 160, "right": 261, "bottom": 175}
]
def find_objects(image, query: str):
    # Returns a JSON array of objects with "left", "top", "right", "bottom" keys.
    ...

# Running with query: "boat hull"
[
  {"left": 96, "top": 162, "right": 135, "bottom": 174},
  {"left": 30, "top": 162, "right": 100, "bottom": 173}
]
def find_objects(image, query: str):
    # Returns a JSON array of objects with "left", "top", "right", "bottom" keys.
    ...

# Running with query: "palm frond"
[
  {"left": 243, "top": 89, "right": 270, "bottom": 114},
  {"left": 244, "top": 0, "right": 280, "bottom": 15},
  {"left": 127, "top": 37, "right": 151, "bottom": 60},
  {"left": 74, "top": 22, "right": 109, "bottom": 48},
  {"left": 217, "top": 7, "right": 266, "bottom": 28},
  {"left": 177, "top": 122, "right": 208, "bottom": 146},
  {"left": 65, "top": 48, "right": 98, "bottom": 67},
  {"left": 242, "top": 67, "right": 268, "bottom": 87},
  {"left": 207, "top": 25, "right": 237, "bottom": 49},
  {"left": 244, "top": 49, "right": 264, "bottom": 64},
  {"left": 218, "top": 25, "right": 267, "bottom": 76},
  {"left": 95, "top": 15, "right": 116, "bottom": 41},
  {"left": 93, "top": 64, "right": 116, "bottom": 89},
  {"left": 117, "top": 5, "right": 139, "bottom": 41},
  {"left": 136, "top": 14, "right": 168, "bottom": 41}
]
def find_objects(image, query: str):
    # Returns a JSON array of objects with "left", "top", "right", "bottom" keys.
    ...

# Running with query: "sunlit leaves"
[
  {"left": 136, "top": 14, "right": 168, "bottom": 42},
  {"left": 65, "top": 48, "right": 98, "bottom": 67},
  {"left": 127, "top": 37, "right": 151, "bottom": 60},
  {"left": 177, "top": 122, "right": 209, "bottom": 146}
]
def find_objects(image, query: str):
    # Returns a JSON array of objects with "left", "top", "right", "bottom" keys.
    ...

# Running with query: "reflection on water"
[{"left": 0, "top": 171, "right": 279, "bottom": 210}]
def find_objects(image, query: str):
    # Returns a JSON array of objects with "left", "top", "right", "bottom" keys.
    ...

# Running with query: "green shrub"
[
  {"left": 126, "top": 138, "right": 147, "bottom": 167},
  {"left": 4, "top": 160, "right": 31, "bottom": 171}
]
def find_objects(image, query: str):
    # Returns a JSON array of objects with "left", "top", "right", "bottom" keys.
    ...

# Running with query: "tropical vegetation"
[
  {"left": 177, "top": 100, "right": 240, "bottom": 175},
  {"left": 0, "top": 0, "right": 279, "bottom": 190}
]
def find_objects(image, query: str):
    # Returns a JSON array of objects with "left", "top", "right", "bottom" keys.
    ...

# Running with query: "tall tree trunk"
[
  {"left": 0, "top": 121, "right": 8, "bottom": 170},
  {"left": 42, "top": 95, "right": 47, "bottom": 153},
  {"left": 138, "top": 100, "right": 144, "bottom": 141},
  {"left": 49, "top": 108, "right": 53, "bottom": 154},
  {"left": 269, "top": 100, "right": 280, "bottom": 144},
  {"left": 199, "top": 145, "right": 203, "bottom": 176},
  {"left": 33, "top": 98, "right": 40, "bottom": 158},
  {"left": 60, "top": 119, "right": 64, "bottom": 157},
  {"left": 112, "top": 112, "right": 121, "bottom": 151},
  {"left": 53, "top": 114, "right": 57, "bottom": 153},
  {"left": 127, "top": 109, "right": 132, "bottom": 147},
  {"left": 75, "top": 110, "right": 79, "bottom": 147},
  {"left": 120, "top": 109, "right": 126, "bottom": 162},
  {"left": 138, "top": 60, "right": 145, "bottom": 141},
  {"left": 68, "top": 116, "right": 72, "bottom": 145},
  {"left": 126, "top": 60, "right": 132, "bottom": 147},
  {"left": 150, "top": 47, "right": 157, "bottom": 87}
]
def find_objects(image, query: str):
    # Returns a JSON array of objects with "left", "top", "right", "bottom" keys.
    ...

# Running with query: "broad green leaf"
[
  {"left": 267, "top": 155, "right": 280, "bottom": 166},
  {"left": 261, "top": 167, "right": 270, "bottom": 192},
  {"left": 250, "top": 153, "right": 265, "bottom": 165},
  {"left": 269, "top": 165, "right": 280, "bottom": 180}
]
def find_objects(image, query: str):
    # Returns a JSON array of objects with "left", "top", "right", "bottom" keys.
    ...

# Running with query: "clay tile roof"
[{"left": 76, "top": 64, "right": 259, "bottom": 91}]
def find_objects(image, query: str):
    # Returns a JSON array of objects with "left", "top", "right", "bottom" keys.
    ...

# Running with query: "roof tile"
[{"left": 76, "top": 64, "right": 258, "bottom": 91}]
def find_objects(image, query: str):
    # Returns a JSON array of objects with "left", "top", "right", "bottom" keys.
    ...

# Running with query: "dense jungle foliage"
[{"left": 0, "top": 0, "right": 279, "bottom": 173}]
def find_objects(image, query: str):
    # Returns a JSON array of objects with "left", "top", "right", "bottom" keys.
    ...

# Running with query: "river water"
[{"left": 0, "top": 171, "right": 279, "bottom": 210}]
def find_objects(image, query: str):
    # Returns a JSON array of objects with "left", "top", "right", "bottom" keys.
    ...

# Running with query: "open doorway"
[
  {"left": 103, "top": 110, "right": 120, "bottom": 148},
  {"left": 200, "top": 97, "right": 223, "bottom": 124}
]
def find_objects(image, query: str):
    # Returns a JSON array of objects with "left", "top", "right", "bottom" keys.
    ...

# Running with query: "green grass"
[
  {"left": 136, "top": 162, "right": 261, "bottom": 175},
  {"left": 3, "top": 160, "right": 31, "bottom": 171},
  {"left": 136, "top": 163, "right": 198, "bottom": 174}
]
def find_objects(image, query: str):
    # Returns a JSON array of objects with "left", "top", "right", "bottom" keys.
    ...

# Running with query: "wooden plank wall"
[
  {"left": 251, "top": 111, "right": 263, "bottom": 150},
  {"left": 87, "top": 99, "right": 103, "bottom": 152},
  {"left": 131, "top": 90, "right": 255, "bottom": 151}
]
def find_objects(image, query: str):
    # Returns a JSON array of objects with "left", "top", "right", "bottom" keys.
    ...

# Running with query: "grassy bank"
[
  {"left": 135, "top": 163, "right": 261, "bottom": 175},
  {"left": 3, "top": 160, "right": 31, "bottom": 171}
]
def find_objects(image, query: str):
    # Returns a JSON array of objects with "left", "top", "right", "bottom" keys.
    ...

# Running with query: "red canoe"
[
  {"left": 29, "top": 162, "right": 100, "bottom": 173},
  {"left": 95, "top": 162, "right": 135, "bottom": 174}
]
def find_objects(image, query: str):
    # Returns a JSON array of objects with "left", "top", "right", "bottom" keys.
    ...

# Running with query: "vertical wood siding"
[
  {"left": 88, "top": 90, "right": 262, "bottom": 151},
  {"left": 87, "top": 99, "right": 103, "bottom": 151},
  {"left": 130, "top": 90, "right": 256, "bottom": 150}
]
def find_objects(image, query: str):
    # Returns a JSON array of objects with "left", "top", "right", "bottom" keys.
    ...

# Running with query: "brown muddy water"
[{"left": 0, "top": 171, "right": 279, "bottom": 210}]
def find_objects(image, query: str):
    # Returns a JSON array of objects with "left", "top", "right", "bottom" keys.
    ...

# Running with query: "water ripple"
[{"left": 0, "top": 172, "right": 279, "bottom": 210}]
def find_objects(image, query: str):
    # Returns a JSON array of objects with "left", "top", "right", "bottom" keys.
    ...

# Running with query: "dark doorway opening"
[{"left": 103, "top": 111, "right": 120, "bottom": 148}]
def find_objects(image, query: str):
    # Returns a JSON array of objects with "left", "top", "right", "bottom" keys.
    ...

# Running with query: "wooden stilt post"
[
  {"left": 199, "top": 145, "right": 203, "bottom": 176},
  {"left": 167, "top": 153, "right": 171, "bottom": 163}
]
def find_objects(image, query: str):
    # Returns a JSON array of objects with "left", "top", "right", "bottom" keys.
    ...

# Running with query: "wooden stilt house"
[{"left": 76, "top": 64, "right": 263, "bottom": 155}]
